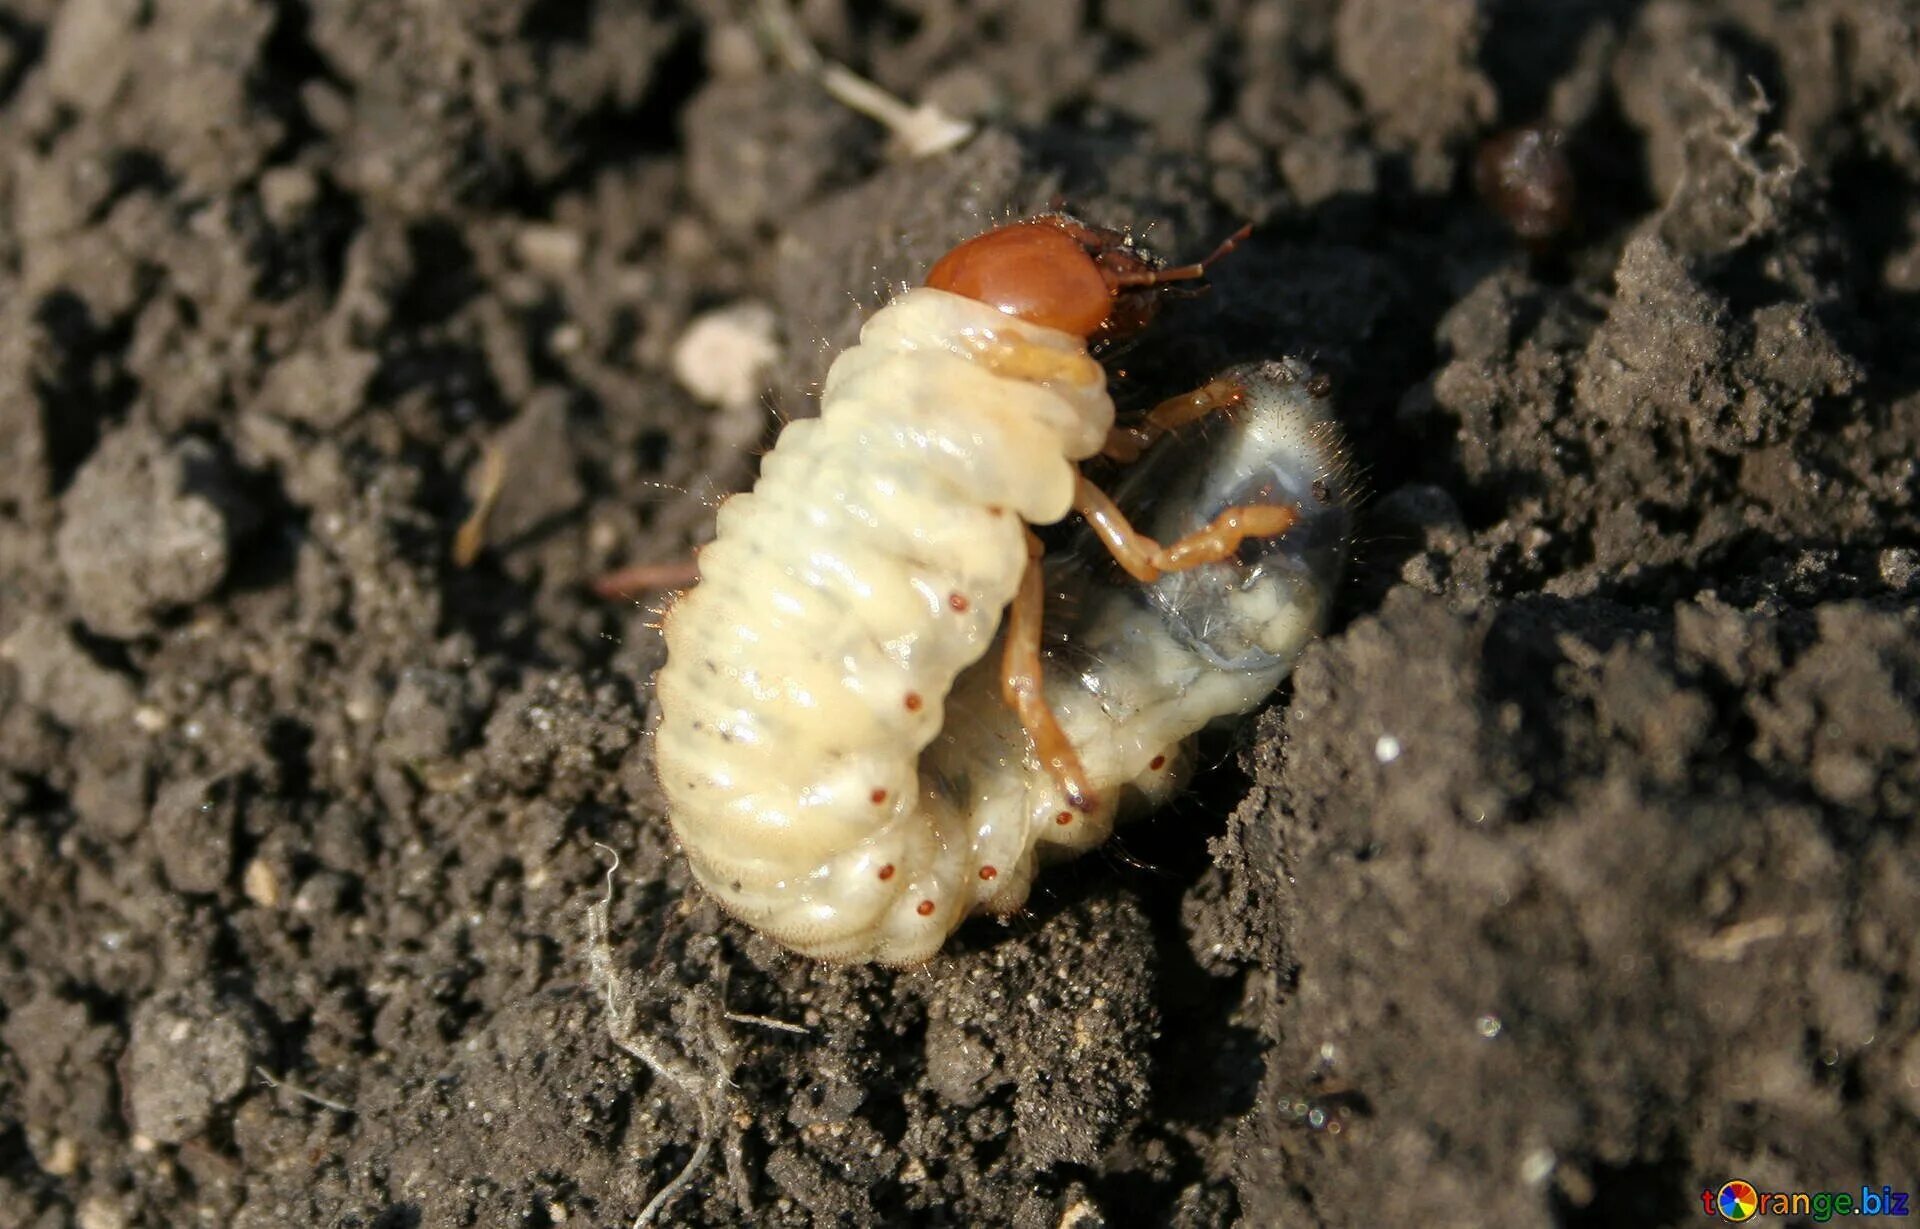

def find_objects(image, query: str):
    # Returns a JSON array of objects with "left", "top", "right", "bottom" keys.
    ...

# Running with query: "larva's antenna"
[{"left": 1107, "top": 222, "right": 1254, "bottom": 289}]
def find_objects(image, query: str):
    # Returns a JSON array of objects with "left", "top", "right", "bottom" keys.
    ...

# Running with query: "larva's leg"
[
  {"left": 1101, "top": 376, "right": 1246, "bottom": 463},
  {"left": 961, "top": 334, "right": 1106, "bottom": 389},
  {"left": 1001, "top": 527, "right": 1097, "bottom": 811},
  {"left": 1074, "top": 472, "right": 1297, "bottom": 583}
]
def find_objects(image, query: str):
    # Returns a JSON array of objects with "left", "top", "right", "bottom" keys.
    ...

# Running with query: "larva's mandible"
[{"left": 654, "top": 216, "right": 1347, "bottom": 963}]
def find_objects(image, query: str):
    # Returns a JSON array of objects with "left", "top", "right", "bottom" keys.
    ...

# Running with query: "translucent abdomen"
[{"left": 920, "top": 359, "right": 1355, "bottom": 925}]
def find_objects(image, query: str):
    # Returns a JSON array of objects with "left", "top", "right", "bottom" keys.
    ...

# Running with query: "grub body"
[
  {"left": 655, "top": 287, "right": 1112, "bottom": 962},
  {"left": 658, "top": 341, "right": 1350, "bottom": 964}
]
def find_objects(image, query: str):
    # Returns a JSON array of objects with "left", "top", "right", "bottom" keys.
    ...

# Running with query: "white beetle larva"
[{"left": 653, "top": 217, "right": 1343, "bottom": 963}]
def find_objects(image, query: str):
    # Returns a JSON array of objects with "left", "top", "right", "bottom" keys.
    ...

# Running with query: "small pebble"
[
  {"left": 56, "top": 431, "right": 253, "bottom": 638},
  {"left": 672, "top": 302, "right": 781, "bottom": 408},
  {"left": 126, "top": 989, "right": 257, "bottom": 1144},
  {"left": 1879, "top": 546, "right": 1918, "bottom": 591}
]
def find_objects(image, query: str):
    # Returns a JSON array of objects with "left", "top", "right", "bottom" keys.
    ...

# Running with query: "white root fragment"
[
  {"left": 753, "top": 0, "right": 974, "bottom": 158},
  {"left": 721, "top": 1009, "right": 809, "bottom": 1036},
  {"left": 587, "top": 846, "right": 729, "bottom": 1228},
  {"left": 818, "top": 64, "right": 976, "bottom": 160},
  {"left": 254, "top": 1066, "right": 354, "bottom": 1115}
]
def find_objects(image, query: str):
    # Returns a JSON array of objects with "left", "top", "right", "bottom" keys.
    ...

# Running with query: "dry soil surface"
[{"left": 3, "top": 1, "right": 1919, "bottom": 1227}]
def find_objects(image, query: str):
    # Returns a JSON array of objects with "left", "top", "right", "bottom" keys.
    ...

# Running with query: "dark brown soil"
[{"left": 4, "top": 2, "right": 1919, "bottom": 1226}]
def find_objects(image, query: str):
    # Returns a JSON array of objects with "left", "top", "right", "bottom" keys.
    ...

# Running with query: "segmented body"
[
  {"left": 657, "top": 339, "right": 1350, "bottom": 963},
  {"left": 654, "top": 287, "right": 1113, "bottom": 962}
]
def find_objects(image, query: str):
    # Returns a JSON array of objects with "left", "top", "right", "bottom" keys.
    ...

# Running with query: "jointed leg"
[
  {"left": 1074, "top": 472, "right": 1297, "bottom": 584},
  {"left": 1001, "top": 527, "right": 1097, "bottom": 812},
  {"left": 1102, "top": 376, "right": 1246, "bottom": 463}
]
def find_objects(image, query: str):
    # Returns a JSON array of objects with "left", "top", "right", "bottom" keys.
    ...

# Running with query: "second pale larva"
[
  {"left": 653, "top": 216, "right": 1345, "bottom": 963},
  {"left": 923, "top": 358, "right": 1353, "bottom": 926}
]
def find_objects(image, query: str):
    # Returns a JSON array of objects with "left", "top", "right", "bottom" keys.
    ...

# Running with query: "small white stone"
[
  {"left": 515, "top": 224, "right": 585, "bottom": 276},
  {"left": 243, "top": 858, "right": 282, "bottom": 908},
  {"left": 671, "top": 302, "right": 781, "bottom": 408},
  {"left": 42, "top": 1134, "right": 80, "bottom": 1177},
  {"left": 1374, "top": 734, "right": 1402, "bottom": 763},
  {"left": 77, "top": 1196, "right": 129, "bottom": 1229},
  {"left": 1056, "top": 1200, "right": 1105, "bottom": 1229}
]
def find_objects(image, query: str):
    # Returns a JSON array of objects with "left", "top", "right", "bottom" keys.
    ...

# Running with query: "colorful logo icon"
[{"left": 1716, "top": 1180, "right": 1760, "bottom": 1222}]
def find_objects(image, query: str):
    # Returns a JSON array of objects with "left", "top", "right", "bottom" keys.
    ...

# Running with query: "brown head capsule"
[{"left": 925, "top": 214, "right": 1251, "bottom": 344}]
